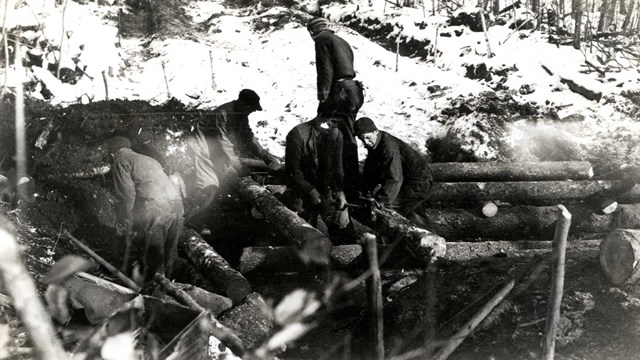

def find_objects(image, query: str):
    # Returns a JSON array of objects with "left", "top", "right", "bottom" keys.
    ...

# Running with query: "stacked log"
[
  {"left": 231, "top": 177, "right": 333, "bottom": 266},
  {"left": 178, "top": 229, "right": 252, "bottom": 304},
  {"left": 422, "top": 161, "right": 640, "bottom": 244},
  {"left": 430, "top": 161, "right": 594, "bottom": 182},
  {"left": 599, "top": 229, "right": 640, "bottom": 285},
  {"left": 238, "top": 240, "right": 601, "bottom": 274}
]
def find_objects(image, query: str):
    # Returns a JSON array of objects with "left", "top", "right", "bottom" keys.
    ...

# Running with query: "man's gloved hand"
[
  {"left": 333, "top": 191, "right": 347, "bottom": 211},
  {"left": 262, "top": 153, "right": 282, "bottom": 171},
  {"left": 309, "top": 188, "right": 322, "bottom": 206}
]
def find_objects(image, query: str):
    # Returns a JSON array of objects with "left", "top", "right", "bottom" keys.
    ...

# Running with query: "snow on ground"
[{"left": 2, "top": 0, "right": 639, "bottom": 163}]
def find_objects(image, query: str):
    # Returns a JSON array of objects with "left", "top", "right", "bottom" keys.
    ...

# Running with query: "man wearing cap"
[
  {"left": 354, "top": 117, "right": 433, "bottom": 227},
  {"left": 106, "top": 136, "right": 184, "bottom": 283},
  {"left": 188, "top": 89, "right": 281, "bottom": 209},
  {"left": 285, "top": 99, "right": 352, "bottom": 242},
  {"left": 307, "top": 16, "right": 364, "bottom": 202}
]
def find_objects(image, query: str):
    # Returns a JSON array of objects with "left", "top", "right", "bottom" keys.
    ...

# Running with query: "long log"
[
  {"left": 232, "top": 176, "right": 333, "bottom": 266},
  {"left": 429, "top": 161, "right": 594, "bottom": 182},
  {"left": 370, "top": 207, "right": 446, "bottom": 261},
  {"left": 178, "top": 229, "right": 251, "bottom": 304},
  {"left": 429, "top": 180, "right": 640, "bottom": 206},
  {"left": 239, "top": 240, "right": 600, "bottom": 273},
  {"left": 424, "top": 204, "right": 640, "bottom": 240},
  {"left": 599, "top": 229, "right": 640, "bottom": 285}
]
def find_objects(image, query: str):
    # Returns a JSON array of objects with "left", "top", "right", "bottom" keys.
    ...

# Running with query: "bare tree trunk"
[
  {"left": 2, "top": 0, "right": 9, "bottom": 95},
  {"left": 532, "top": 0, "right": 541, "bottom": 28},
  {"left": 620, "top": 0, "right": 628, "bottom": 14},
  {"left": 493, "top": 0, "right": 500, "bottom": 13},
  {"left": 0, "top": 217, "right": 68, "bottom": 360},
  {"left": 598, "top": 0, "right": 611, "bottom": 31},
  {"left": 573, "top": 0, "right": 583, "bottom": 48},
  {"left": 622, "top": 0, "right": 636, "bottom": 30},
  {"left": 608, "top": 0, "right": 619, "bottom": 29}
]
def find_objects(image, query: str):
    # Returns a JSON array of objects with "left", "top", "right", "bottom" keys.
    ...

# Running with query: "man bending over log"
[
  {"left": 188, "top": 89, "right": 282, "bottom": 212},
  {"left": 106, "top": 136, "right": 184, "bottom": 283},
  {"left": 284, "top": 99, "right": 354, "bottom": 244},
  {"left": 354, "top": 117, "right": 434, "bottom": 228}
]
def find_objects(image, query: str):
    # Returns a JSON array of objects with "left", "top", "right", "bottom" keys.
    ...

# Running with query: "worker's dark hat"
[
  {"left": 354, "top": 117, "right": 378, "bottom": 136},
  {"left": 307, "top": 17, "right": 328, "bottom": 33},
  {"left": 105, "top": 136, "right": 131, "bottom": 154},
  {"left": 317, "top": 99, "right": 339, "bottom": 117},
  {"left": 238, "top": 89, "right": 262, "bottom": 111}
]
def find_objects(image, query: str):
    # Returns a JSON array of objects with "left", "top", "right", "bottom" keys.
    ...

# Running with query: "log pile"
[{"left": 423, "top": 161, "right": 640, "bottom": 243}]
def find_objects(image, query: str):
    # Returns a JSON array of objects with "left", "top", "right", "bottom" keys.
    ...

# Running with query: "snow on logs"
[
  {"left": 178, "top": 229, "right": 252, "bottom": 304},
  {"left": 423, "top": 204, "right": 640, "bottom": 240},
  {"left": 430, "top": 161, "right": 594, "bottom": 182},
  {"left": 429, "top": 180, "right": 640, "bottom": 207},
  {"left": 370, "top": 206, "right": 446, "bottom": 260},
  {"left": 599, "top": 229, "right": 640, "bottom": 285},
  {"left": 232, "top": 176, "right": 333, "bottom": 266}
]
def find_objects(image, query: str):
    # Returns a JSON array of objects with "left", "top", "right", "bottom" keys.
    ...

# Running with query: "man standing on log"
[
  {"left": 285, "top": 99, "right": 353, "bottom": 243},
  {"left": 354, "top": 117, "right": 434, "bottom": 228},
  {"left": 188, "top": 89, "right": 282, "bottom": 209},
  {"left": 307, "top": 16, "right": 365, "bottom": 202},
  {"left": 106, "top": 136, "right": 184, "bottom": 283}
]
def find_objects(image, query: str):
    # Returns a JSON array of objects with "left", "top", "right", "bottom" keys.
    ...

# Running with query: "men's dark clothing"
[
  {"left": 285, "top": 120, "right": 343, "bottom": 197},
  {"left": 313, "top": 31, "right": 356, "bottom": 102},
  {"left": 313, "top": 30, "right": 364, "bottom": 201},
  {"left": 285, "top": 120, "right": 352, "bottom": 242},
  {"left": 112, "top": 148, "right": 184, "bottom": 281},
  {"left": 362, "top": 131, "right": 433, "bottom": 226}
]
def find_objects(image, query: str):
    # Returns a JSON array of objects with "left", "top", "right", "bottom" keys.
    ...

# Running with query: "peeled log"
[
  {"left": 178, "top": 229, "right": 252, "bottom": 304},
  {"left": 424, "top": 204, "right": 640, "bottom": 240},
  {"left": 232, "top": 177, "right": 332, "bottom": 266},
  {"left": 430, "top": 161, "right": 593, "bottom": 182},
  {"left": 599, "top": 229, "right": 640, "bottom": 285},
  {"left": 430, "top": 180, "right": 640, "bottom": 207},
  {"left": 371, "top": 207, "right": 446, "bottom": 261}
]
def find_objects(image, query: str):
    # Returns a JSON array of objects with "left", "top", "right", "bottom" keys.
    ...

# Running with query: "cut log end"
[
  {"left": 600, "top": 199, "right": 618, "bottom": 215},
  {"left": 482, "top": 202, "right": 498, "bottom": 217},
  {"left": 556, "top": 204, "right": 572, "bottom": 220},
  {"left": 600, "top": 229, "right": 640, "bottom": 285},
  {"left": 297, "top": 228, "right": 332, "bottom": 266}
]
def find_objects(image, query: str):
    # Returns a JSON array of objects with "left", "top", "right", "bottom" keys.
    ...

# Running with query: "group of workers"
[{"left": 104, "top": 16, "right": 434, "bottom": 284}]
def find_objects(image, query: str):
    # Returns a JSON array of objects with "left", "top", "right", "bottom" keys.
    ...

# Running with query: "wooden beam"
[
  {"left": 430, "top": 161, "right": 593, "bottom": 182},
  {"left": 232, "top": 176, "right": 333, "bottom": 266}
]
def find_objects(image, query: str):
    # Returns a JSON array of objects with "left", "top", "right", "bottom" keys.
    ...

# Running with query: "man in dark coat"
[
  {"left": 188, "top": 89, "right": 281, "bottom": 208},
  {"left": 308, "top": 17, "right": 364, "bottom": 201},
  {"left": 354, "top": 117, "right": 433, "bottom": 227},
  {"left": 107, "top": 136, "right": 184, "bottom": 283},
  {"left": 285, "top": 99, "right": 351, "bottom": 241}
]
